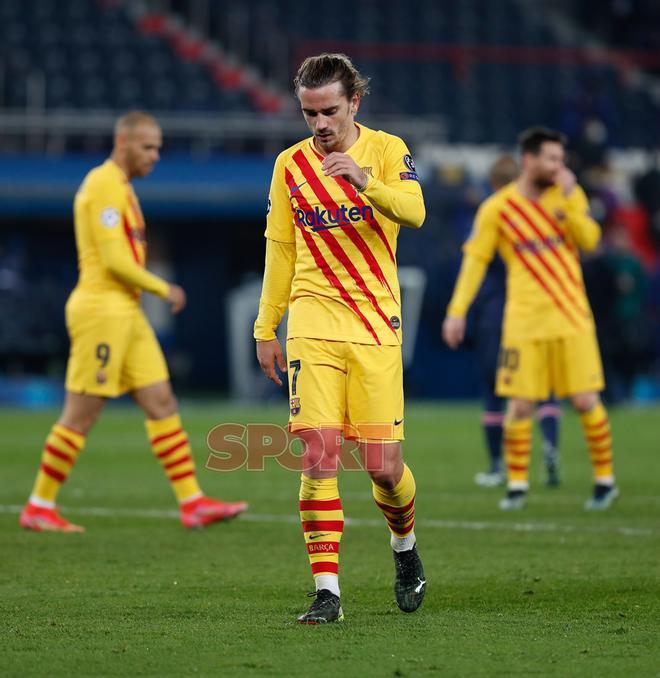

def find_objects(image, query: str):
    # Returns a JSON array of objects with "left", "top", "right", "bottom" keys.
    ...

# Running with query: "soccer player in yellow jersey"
[
  {"left": 443, "top": 127, "right": 618, "bottom": 512},
  {"left": 19, "top": 111, "right": 247, "bottom": 532},
  {"left": 254, "top": 54, "right": 426, "bottom": 623}
]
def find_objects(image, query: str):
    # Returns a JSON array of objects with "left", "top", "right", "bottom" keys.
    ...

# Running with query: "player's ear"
[
  {"left": 350, "top": 94, "right": 360, "bottom": 116},
  {"left": 115, "top": 131, "right": 128, "bottom": 150}
]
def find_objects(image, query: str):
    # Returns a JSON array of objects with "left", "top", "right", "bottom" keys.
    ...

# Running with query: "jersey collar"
[{"left": 106, "top": 158, "right": 129, "bottom": 184}]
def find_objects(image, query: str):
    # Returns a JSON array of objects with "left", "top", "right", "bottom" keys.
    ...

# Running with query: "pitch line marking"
[{"left": 0, "top": 505, "right": 655, "bottom": 538}]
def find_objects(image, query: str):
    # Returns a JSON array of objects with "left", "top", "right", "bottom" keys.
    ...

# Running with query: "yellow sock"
[
  {"left": 30, "top": 424, "right": 86, "bottom": 506},
  {"left": 372, "top": 463, "right": 416, "bottom": 539},
  {"left": 299, "top": 475, "right": 343, "bottom": 582},
  {"left": 504, "top": 418, "right": 532, "bottom": 491},
  {"left": 579, "top": 402, "right": 615, "bottom": 484},
  {"left": 146, "top": 413, "right": 202, "bottom": 504}
]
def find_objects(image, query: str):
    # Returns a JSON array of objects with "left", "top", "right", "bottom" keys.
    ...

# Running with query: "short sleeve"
[
  {"left": 463, "top": 199, "right": 499, "bottom": 262},
  {"left": 264, "top": 151, "right": 296, "bottom": 243}
]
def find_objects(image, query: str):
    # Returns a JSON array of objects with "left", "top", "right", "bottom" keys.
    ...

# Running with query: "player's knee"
[
  {"left": 368, "top": 467, "right": 399, "bottom": 490},
  {"left": 59, "top": 396, "right": 104, "bottom": 434},
  {"left": 59, "top": 411, "right": 99, "bottom": 435},
  {"left": 303, "top": 448, "right": 339, "bottom": 474},
  {"left": 508, "top": 399, "right": 534, "bottom": 420},
  {"left": 144, "top": 391, "right": 178, "bottom": 420},
  {"left": 571, "top": 392, "right": 598, "bottom": 413},
  {"left": 299, "top": 429, "right": 341, "bottom": 474},
  {"left": 363, "top": 441, "right": 402, "bottom": 488}
]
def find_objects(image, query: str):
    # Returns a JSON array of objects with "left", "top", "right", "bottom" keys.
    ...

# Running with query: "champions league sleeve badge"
[
  {"left": 401, "top": 155, "right": 419, "bottom": 181},
  {"left": 403, "top": 154, "right": 416, "bottom": 172},
  {"left": 100, "top": 207, "right": 120, "bottom": 228}
]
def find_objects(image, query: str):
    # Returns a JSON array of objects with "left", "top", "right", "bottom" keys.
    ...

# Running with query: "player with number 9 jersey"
[
  {"left": 65, "top": 154, "right": 170, "bottom": 397},
  {"left": 19, "top": 112, "right": 247, "bottom": 534}
]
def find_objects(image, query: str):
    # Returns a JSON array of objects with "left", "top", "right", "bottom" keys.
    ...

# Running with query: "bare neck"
[
  {"left": 315, "top": 122, "right": 360, "bottom": 155},
  {"left": 516, "top": 174, "right": 543, "bottom": 201},
  {"left": 109, "top": 151, "right": 130, "bottom": 180},
  {"left": 339, "top": 123, "right": 360, "bottom": 153}
]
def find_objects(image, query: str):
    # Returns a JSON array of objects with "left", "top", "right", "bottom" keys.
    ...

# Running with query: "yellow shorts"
[
  {"left": 495, "top": 331, "right": 604, "bottom": 400},
  {"left": 286, "top": 337, "right": 404, "bottom": 441},
  {"left": 65, "top": 303, "right": 169, "bottom": 398}
]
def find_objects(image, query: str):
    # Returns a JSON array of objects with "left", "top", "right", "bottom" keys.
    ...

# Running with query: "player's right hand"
[
  {"left": 256, "top": 339, "right": 287, "bottom": 387},
  {"left": 166, "top": 284, "right": 187, "bottom": 314},
  {"left": 442, "top": 316, "right": 466, "bottom": 349},
  {"left": 557, "top": 167, "right": 576, "bottom": 197}
]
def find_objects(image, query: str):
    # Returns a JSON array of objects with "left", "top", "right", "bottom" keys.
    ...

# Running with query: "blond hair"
[{"left": 114, "top": 110, "right": 159, "bottom": 137}]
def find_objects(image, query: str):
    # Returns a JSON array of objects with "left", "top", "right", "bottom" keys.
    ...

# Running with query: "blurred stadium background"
[
  {"left": 3, "top": 3, "right": 660, "bottom": 675},
  {"left": 2, "top": 0, "right": 660, "bottom": 407}
]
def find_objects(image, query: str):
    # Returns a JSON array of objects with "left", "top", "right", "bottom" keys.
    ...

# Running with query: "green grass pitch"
[{"left": 1, "top": 401, "right": 659, "bottom": 676}]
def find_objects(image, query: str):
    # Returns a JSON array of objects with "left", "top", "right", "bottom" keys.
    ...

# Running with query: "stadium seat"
[{"left": 1, "top": 0, "right": 659, "bottom": 143}]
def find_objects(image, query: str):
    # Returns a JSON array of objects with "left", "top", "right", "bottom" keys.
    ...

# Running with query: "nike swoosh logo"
[
  {"left": 309, "top": 533, "right": 331, "bottom": 540},
  {"left": 414, "top": 578, "right": 426, "bottom": 594},
  {"left": 394, "top": 418, "right": 404, "bottom": 426},
  {"left": 291, "top": 181, "right": 308, "bottom": 193}
]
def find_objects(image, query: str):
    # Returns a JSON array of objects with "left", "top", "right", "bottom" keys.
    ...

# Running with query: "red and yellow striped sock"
[
  {"left": 146, "top": 413, "right": 202, "bottom": 504},
  {"left": 579, "top": 402, "right": 614, "bottom": 485},
  {"left": 29, "top": 424, "right": 86, "bottom": 506},
  {"left": 372, "top": 464, "right": 416, "bottom": 549},
  {"left": 299, "top": 475, "right": 343, "bottom": 593},
  {"left": 504, "top": 418, "right": 532, "bottom": 491}
]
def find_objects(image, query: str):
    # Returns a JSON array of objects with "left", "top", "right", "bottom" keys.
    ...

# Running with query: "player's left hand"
[
  {"left": 442, "top": 316, "right": 466, "bottom": 349},
  {"left": 322, "top": 153, "right": 368, "bottom": 190},
  {"left": 557, "top": 167, "right": 576, "bottom": 197},
  {"left": 167, "top": 284, "right": 187, "bottom": 314}
]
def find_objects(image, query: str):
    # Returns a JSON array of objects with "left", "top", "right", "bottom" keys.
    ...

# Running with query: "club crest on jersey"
[
  {"left": 290, "top": 397, "right": 301, "bottom": 416},
  {"left": 96, "top": 370, "right": 107, "bottom": 384},
  {"left": 403, "top": 154, "right": 416, "bottom": 172},
  {"left": 127, "top": 226, "right": 145, "bottom": 244},
  {"left": 100, "top": 207, "right": 120, "bottom": 229}
]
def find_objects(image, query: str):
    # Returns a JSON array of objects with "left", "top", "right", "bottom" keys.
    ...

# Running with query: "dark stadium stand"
[
  {"left": 0, "top": 0, "right": 258, "bottom": 113},
  {"left": 167, "top": 0, "right": 660, "bottom": 146},
  {"left": 2, "top": 0, "right": 660, "bottom": 146},
  {"left": 1, "top": 1, "right": 660, "bottom": 400}
]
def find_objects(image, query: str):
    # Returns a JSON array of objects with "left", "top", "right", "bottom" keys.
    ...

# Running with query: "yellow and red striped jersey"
[
  {"left": 265, "top": 123, "right": 424, "bottom": 345},
  {"left": 71, "top": 159, "right": 168, "bottom": 310},
  {"left": 460, "top": 182, "right": 599, "bottom": 340}
]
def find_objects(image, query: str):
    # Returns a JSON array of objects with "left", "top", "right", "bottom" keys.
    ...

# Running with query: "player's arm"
[
  {"left": 322, "top": 136, "right": 425, "bottom": 228},
  {"left": 442, "top": 202, "right": 498, "bottom": 349},
  {"left": 88, "top": 176, "right": 171, "bottom": 298},
  {"left": 255, "top": 153, "right": 296, "bottom": 386},
  {"left": 254, "top": 238, "right": 296, "bottom": 342},
  {"left": 559, "top": 178, "right": 601, "bottom": 252},
  {"left": 97, "top": 240, "right": 170, "bottom": 298}
]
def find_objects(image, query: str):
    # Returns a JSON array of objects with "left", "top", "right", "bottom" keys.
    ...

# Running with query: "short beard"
[
  {"left": 533, "top": 176, "right": 555, "bottom": 190},
  {"left": 316, "top": 137, "right": 336, "bottom": 152}
]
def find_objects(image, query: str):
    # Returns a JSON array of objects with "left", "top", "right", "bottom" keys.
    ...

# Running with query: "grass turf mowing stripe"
[{"left": 2, "top": 504, "right": 655, "bottom": 538}]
